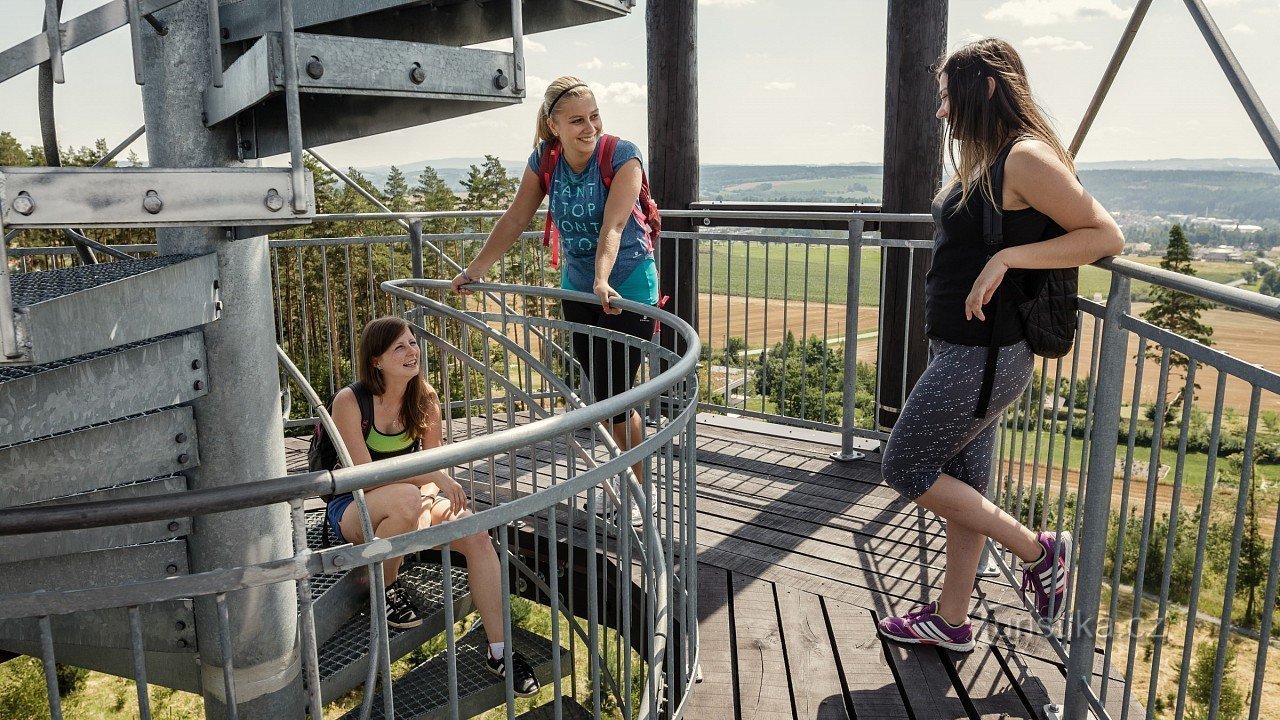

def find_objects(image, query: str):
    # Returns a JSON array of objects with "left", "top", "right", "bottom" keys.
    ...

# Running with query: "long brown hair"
[
  {"left": 937, "top": 38, "right": 1074, "bottom": 210},
  {"left": 534, "top": 76, "right": 594, "bottom": 148},
  {"left": 357, "top": 316, "right": 438, "bottom": 442}
]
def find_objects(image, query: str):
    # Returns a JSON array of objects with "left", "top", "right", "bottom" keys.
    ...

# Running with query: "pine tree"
[
  {"left": 459, "top": 155, "right": 518, "bottom": 212},
  {"left": 1141, "top": 224, "right": 1213, "bottom": 410},
  {"left": 383, "top": 166, "right": 410, "bottom": 213},
  {"left": 1188, "top": 639, "right": 1244, "bottom": 720},
  {"left": 415, "top": 166, "right": 459, "bottom": 235},
  {"left": 0, "top": 131, "right": 29, "bottom": 165}
]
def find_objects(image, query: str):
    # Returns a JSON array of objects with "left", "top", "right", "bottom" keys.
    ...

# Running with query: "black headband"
[{"left": 546, "top": 83, "right": 588, "bottom": 117}]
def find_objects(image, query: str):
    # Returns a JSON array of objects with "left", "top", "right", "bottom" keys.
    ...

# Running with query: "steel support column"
[
  {"left": 876, "top": 0, "right": 945, "bottom": 431},
  {"left": 140, "top": 3, "right": 304, "bottom": 717},
  {"left": 1063, "top": 273, "right": 1131, "bottom": 720},
  {"left": 647, "top": 0, "right": 698, "bottom": 359}
]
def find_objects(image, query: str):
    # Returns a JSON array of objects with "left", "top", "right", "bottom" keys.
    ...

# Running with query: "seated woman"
[{"left": 325, "top": 315, "right": 539, "bottom": 696}]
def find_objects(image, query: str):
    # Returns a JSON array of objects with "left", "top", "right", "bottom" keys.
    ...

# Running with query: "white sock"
[{"left": 489, "top": 641, "right": 505, "bottom": 660}]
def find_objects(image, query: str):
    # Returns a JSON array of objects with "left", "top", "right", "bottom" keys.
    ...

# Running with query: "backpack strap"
[
  {"left": 349, "top": 381, "right": 375, "bottom": 438},
  {"left": 597, "top": 134, "right": 656, "bottom": 247},
  {"left": 538, "top": 140, "right": 563, "bottom": 268},
  {"left": 974, "top": 138, "right": 1020, "bottom": 419}
]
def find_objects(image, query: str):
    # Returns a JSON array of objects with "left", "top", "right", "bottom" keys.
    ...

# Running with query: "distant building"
[
  {"left": 1129, "top": 241, "right": 1153, "bottom": 255},
  {"left": 1199, "top": 245, "right": 1245, "bottom": 262}
]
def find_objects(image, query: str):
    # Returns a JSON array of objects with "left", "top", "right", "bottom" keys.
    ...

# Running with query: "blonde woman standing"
[{"left": 453, "top": 76, "right": 658, "bottom": 525}]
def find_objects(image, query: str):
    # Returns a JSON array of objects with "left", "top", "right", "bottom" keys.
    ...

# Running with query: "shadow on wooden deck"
[{"left": 286, "top": 413, "right": 1139, "bottom": 720}]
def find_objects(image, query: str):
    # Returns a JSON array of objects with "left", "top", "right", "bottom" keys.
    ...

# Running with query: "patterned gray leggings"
[{"left": 882, "top": 339, "right": 1034, "bottom": 501}]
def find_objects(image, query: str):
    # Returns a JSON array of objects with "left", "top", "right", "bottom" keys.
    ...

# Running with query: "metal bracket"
[
  {"left": 829, "top": 450, "right": 866, "bottom": 462},
  {"left": 0, "top": 167, "right": 315, "bottom": 228}
]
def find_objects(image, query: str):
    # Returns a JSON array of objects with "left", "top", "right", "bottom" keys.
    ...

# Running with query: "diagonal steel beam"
[
  {"left": 1182, "top": 0, "right": 1280, "bottom": 172},
  {"left": 0, "top": 0, "right": 184, "bottom": 85},
  {"left": 1069, "top": 0, "right": 1156, "bottom": 157}
]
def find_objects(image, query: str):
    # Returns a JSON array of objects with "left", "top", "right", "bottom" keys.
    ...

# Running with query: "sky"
[{"left": 1, "top": 0, "right": 1278, "bottom": 169}]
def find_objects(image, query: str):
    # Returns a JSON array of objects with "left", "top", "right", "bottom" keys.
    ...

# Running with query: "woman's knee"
[{"left": 377, "top": 483, "right": 426, "bottom": 527}]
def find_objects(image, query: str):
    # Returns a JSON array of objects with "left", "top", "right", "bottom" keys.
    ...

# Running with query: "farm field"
[{"left": 697, "top": 240, "right": 1257, "bottom": 306}]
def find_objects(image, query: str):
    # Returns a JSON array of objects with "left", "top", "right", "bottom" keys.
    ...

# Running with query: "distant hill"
[{"left": 355, "top": 157, "right": 1280, "bottom": 223}]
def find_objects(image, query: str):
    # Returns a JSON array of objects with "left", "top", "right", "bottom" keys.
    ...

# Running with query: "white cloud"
[
  {"left": 1023, "top": 35, "right": 1094, "bottom": 51},
  {"left": 986, "top": 0, "right": 1130, "bottom": 26},
  {"left": 1231, "top": 22, "right": 1255, "bottom": 34},
  {"left": 763, "top": 81, "right": 796, "bottom": 91},
  {"left": 612, "top": 61, "right": 632, "bottom": 69},
  {"left": 592, "top": 81, "right": 647, "bottom": 105},
  {"left": 469, "top": 38, "right": 546, "bottom": 53},
  {"left": 700, "top": 0, "right": 755, "bottom": 6},
  {"left": 580, "top": 57, "right": 604, "bottom": 70}
]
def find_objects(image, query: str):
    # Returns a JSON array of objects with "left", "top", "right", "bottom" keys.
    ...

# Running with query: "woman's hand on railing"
[
  {"left": 594, "top": 280, "right": 622, "bottom": 315},
  {"left": 451, "top": 269, "right": 479, "bottom": 295}
]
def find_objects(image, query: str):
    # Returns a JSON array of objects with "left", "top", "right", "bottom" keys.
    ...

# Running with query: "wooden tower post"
[
  {"left": 647, "top": 0, "right": 699, "bottom": 355},
  {"left": 876, "top": 0, "right": 947, "bottom": 431}
]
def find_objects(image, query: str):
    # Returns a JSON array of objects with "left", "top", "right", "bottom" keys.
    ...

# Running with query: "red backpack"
[{"left": 537, "top": 134, "right": 661, "bottom": 269}]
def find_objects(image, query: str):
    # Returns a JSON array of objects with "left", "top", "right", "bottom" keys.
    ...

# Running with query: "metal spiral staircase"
[{"left": 0, "top": 1, "right": 637, "bottom": 717}]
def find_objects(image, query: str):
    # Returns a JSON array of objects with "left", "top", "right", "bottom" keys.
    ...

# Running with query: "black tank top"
[{"left": 924, "top": 150, "right": 1066, "bottom": 346}]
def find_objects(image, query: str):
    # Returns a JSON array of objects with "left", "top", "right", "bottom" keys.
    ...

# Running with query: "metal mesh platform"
[
  {"left": 316, "top": 562, "right": 472, "bottom": 700},
  {"left": 9, "top": 254, "right": 196, "bottom": 308},
  {"left": 339, "top": 625, "right": 564, "bottom": 720},
  {"left": 0, "top": 331, "right": 188, "bottom": 382}
]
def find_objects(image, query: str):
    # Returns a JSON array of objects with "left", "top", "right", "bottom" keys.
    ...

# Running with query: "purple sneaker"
[
  {"left": 1021, "top": 531, "right": 1073, "bottom": 623},
  {"left": 878, "top": 603, "right": 975, "bottom": 652}
]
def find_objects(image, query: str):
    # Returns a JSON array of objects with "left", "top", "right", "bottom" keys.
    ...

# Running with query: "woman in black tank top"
[{"left": 877, "top": 38, "right": 1124, "bottom": 652}]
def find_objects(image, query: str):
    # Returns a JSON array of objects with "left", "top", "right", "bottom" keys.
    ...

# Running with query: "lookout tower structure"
[{"left": 0, "top": 1, "right": 636, "bottom": 717}]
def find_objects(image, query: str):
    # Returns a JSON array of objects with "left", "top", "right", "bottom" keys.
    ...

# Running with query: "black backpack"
[
  {"left": 974, "top": 139, "right": 1079, "bottom": 417},
  {"left": 308, "top": 382, "right": 375, "bottom": 481}
]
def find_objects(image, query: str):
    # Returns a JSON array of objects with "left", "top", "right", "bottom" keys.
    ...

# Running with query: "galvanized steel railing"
[
  {"left": 0, "top": 277, "right": 701, "bottom": 720},
  {"left": 10, "top": 206, "right": 1280, "bottom": 719}
]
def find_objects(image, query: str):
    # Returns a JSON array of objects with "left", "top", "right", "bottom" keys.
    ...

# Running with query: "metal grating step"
[
  {"left": 218, "top": 0, "right": 632, "bottom": 48},
  {"left": 0, "top": 406, "right": 198, "bottom": 507},
  {"left": 10, "top": 254, "right": 189, "bottom": 307},
  {"left": 337, "top": 625, "right": 566, "bottom": 720},
  {"left": 4, "top": 253, "right": 219, "bottom": 366},
  {"left": 0, "top": 331, "right": 207, "bottom": 447},
  {"left": 317, "top": 562, "right": 473, "bottom": 702},
  {"left": 205, "top": 32, "right": 521, "bottom": 157}
]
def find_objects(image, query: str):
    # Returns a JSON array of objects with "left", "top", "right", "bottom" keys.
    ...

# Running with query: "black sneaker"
[
  {"left": 384, "top": 580, "right": 423, "bottom": 629},
  {"left": 485, "top": 648, "right": 540, "bottom": 697}
]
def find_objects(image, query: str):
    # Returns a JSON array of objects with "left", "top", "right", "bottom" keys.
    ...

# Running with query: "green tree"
[
  {"left": 383, "top": 166, "right": 410, "bottom": 213},
  {"left": 1188, "top": 639, "right": 1245, "bottom": 720},
  {"left": 1207, "top": 455, "right": 1271, "bottom": 626},
  {"left": 1260, "top": 269, "right": 1280, "bottom": 297},
  {"left": 1141, "top": 224, "right": 1213, "bottom": 410},
  {"left": 415, "top": 166, "right": 460, "bottom": 235},
  {"left": 459, "top": 155, "right": 518, "bottom": 213},
  {"left": 0, "top": 131, "right": 31, "bottom": 165}
]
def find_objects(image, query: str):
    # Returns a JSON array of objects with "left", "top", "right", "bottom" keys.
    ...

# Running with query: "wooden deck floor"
[{"left": 287, "top": 414, "right": 1138, "bottom": 720}]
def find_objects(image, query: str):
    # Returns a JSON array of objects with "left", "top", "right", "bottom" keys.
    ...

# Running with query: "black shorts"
[{"left": 561, "top": 298, "right": 657, "bottom": 424}]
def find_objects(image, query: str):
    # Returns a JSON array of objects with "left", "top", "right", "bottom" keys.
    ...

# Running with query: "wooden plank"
[
  {"left": 685, "top": 564, "right": 736, "bottom": 718},
  {"left": 947, "top": 640, "right": 1039, "bottom": 719},
  {"left": 881, "top": 630, "right": 971, "bottom": 720},
  {"left": 822, "top": 597, "right": 910, "bottom": 720},
  {"left": 775, "top": 587, "right": 849, "bottom": 718},
  {"left": 730, "top": 574, "right": 795, "bottom": 719}
]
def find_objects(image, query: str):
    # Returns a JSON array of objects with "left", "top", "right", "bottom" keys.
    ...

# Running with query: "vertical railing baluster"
[
  {"left": 38, "top": 615, "right": 63, "bottom": 720},
  {"left": 127, "top": 605, "right": 152, "bottom": 720},
  {"left": 207, "top": 0, "right": 223, "bottom": 88},
  {"left": 215, "top": 593, "right": 239, "bottom": 720},
  {"left": 834, "top": 220, "right": 864, "bottom": 460},
  {"left": 1063, "top": 273, "right": 1130, "bottom": 720}
]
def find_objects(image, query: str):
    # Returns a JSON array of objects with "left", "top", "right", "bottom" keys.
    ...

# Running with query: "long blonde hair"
[
  {"left": 533, "top": 76, "right": 594, "bottom": 148},
  {"left": 937, "top": 38, "right": 1074, "bottom": 210}
]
